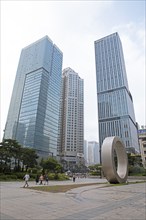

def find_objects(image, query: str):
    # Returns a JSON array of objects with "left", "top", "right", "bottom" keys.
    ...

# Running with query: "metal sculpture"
[{"left": 101, "top": 136, "right": 128, "bottom": 184}]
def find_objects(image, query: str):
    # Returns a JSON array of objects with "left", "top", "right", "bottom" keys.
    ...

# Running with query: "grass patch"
[
  {"left": 27, "top": 180, "right": 146, "bottom": 193},
  {"left": 127, "top": 180, "right": 146, "bottom": 184},
  {"left": 105, "top": 180, "right": 146, "bottom": 187},
  {"left": 28, "top": 182, "right": 106, "bottom": 193}
]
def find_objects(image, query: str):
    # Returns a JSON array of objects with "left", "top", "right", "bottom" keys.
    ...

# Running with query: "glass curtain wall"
[{"left": 94, "top": 33, "right": 139, "bottom": 155}]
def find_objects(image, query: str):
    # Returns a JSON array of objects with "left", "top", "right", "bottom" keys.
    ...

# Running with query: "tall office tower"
[
  {"left": 94, "top": 32, "right": 139, "bottom": 156},
  {"left": 4, "top": 36, "right": 63, "bottom": 157},
  {"left": 57, "top": 68, "right": 84, "bottom": 168},
  {"left": 88, "top": 141, "right": 100, "bottom": 165},
  {"left": 88, "top": 142, "right": 95, "bottom": 165},
  {"left": 83, "top": 140, "right": 88, "bottom": 165},
  {"left": 93, "top": 142, "right": 100, "bottom": 164}
]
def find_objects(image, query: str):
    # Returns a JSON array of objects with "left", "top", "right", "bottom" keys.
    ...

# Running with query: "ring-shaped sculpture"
[{"left": 101, "top": 136, "right": 128, "bottom": 184}]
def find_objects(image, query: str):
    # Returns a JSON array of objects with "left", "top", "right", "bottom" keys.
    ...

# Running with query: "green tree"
[
  {"left": 0, "top": 139, "right": 38, "bottom": 173},
  {"left": 127, "top": 153, "right": 144, "bottom": 175},
  {"left": 127, "top": 153, "right": 142, "bottom": 167},
  {"left": 40, "top": 157, "right": 63, "bottom": 173},
  {"left": 0, "top": 140, "right": 11, "bottom": 172},
  {"left": 88, "top": 164, "right": 101, "bottom": 176},
  {"left": 21, "top": 148, "right": 38, "bottom": 172},
  {"left": 0, "top": 139, "right": 21, "bottom": 172},
  {"left": 8, "top": 139, "right": 22, "bottom": 171}
]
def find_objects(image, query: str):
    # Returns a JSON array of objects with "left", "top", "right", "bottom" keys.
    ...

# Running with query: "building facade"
[
  {"left": 83, "top": 140, "right": 88, "bottom": 166},
  {"left": 138, "top": 128, "right": 146, "bottom": 168},
  {"left": 57, "top": 68, "right": 84, "bottom": 168},
  {"left": 93, "top": 141, "right": 100, "bottom": 164},
  {"left": 88, "top": 141, "right": 100, "bottom": 165},
  {"left": 4, "top": 36, "right": 63, "bottom": 157},
  {"left": 94, "top": 32, "right": 139, "bottom": 156}
]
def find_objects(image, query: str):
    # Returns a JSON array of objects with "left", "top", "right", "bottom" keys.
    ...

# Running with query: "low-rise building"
[{"left": 138, "top": 127, "right": 146, "bottom": 168}]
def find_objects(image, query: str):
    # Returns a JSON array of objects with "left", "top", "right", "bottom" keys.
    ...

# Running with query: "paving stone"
[{"left": 1, "top": 178, "right": 146, "bottom": 220}]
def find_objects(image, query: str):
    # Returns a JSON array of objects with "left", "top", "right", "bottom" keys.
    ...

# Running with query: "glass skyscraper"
[
  {"left": 57, "top": 68, "right": 84, "bottom": 166},
  {"left": 94, "top": 32, "right": 139, "bottom": 155},
  {"left": 4, "top": 36, "right": 63, "bottom": 157}
]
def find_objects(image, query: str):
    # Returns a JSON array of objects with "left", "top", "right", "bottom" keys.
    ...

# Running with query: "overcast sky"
[{"left": 1, "top": 0, "right": 145, "bottom": 142}]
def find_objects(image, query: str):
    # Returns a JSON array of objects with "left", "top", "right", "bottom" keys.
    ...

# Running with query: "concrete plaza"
[{"left": 1, "top": 177, "right": 146, "bottom": 220}]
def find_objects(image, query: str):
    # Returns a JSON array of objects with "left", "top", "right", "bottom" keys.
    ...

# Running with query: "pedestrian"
[
  {"left": 23, "top": 173, "right": 30, "bottom": 188},
  {"left": 44, "top": 174, "right": 49, "bottom": 185},
  {"left": 39, "top": 174, "right": 44, "bottom": 185},
  {"left": 35, "top": 174, "right": 39, "bottom": 185},
  {"left": 73, "top": 174, "right": 76, "bottom": 182}
]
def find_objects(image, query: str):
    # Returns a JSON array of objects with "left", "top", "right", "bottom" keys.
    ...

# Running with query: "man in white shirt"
[{"left": 23, "top": 173, "right": 30, "bottom": 187}]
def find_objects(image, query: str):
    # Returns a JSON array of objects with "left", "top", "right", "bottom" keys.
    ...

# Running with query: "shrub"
[
  {"left": 54, "top": 173, "right": 59, "bottom": 180},
  {"left": 29, "top": 174, "right": 36, "bottom": 180},
  {"left": 47, "top": 173, "right": 70, "bottom": 180},
  {"left": 15, "top": 172, "right": 25, "bottom": 179},
  {"left": 0, "top": 172, "right": 70, "bottom": 181},
  {"left": 129, "top": 166, "right": 146, "bottom": 175},
  {"left": 0, "top": 175, "right": 9, "bottom": 181},
  {"left": 0, "top": 174, "right": 17, "bottom": 181},
  {"left": 9, "top": 175, "right": 17, "bottom": 179},
  {"left": 90, "top": 171, "right": 100, "bottom": 176},
  {"left": 31, "top": 168, "right": 38, "bottom": 174},
  {"left": 48, "top": 173, "right": 55, "bottom": 180},
  {"left": 58, "top": 173, "right": 70, "bottom": 180}
]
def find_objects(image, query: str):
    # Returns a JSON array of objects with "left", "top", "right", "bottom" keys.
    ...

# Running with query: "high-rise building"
[
  {"left": 4, "top": 36, "right": 63, "bottom": 157},
  {"left": 94, "top": 32, "right": 139, "bottom": 157},
  {"left": 88, "top": 142, "right": 94, "bottom": 165},
  {"left": 84, "top": 140, "right": 88, "bottom": 165},
  {"left": 57, "top": 67, "right": 84, "bottom": 167},
  {"left": 93, "top": 141, "right": 100, "bottom": 164},
  {"left": 88, "top": 141, "right": 100, "bottom": 165}
]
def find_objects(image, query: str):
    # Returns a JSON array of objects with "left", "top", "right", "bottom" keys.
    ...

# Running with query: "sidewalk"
[{"left": 1, "top": 178, "right": 146, "bottom": 220}]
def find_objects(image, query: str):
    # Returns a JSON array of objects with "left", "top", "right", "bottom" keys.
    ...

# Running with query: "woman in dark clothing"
[{"left": 35, "top": 174, "right": 39, "bottom": 185}]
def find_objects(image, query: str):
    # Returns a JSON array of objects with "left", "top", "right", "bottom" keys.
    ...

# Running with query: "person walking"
[
  {"left": 23, "top": 173, "right": 30, "bottom": 187},
  {"left": 35, "top": 174, "right": 39, "bottom": 185},
  {"left": 44, "top": 174, "right": 49, "bottom": 185},
  {"left": 39, "top": 174, "right": 44, "bottom": 185},
  {"left": 73, "top": 174, "right": 76, "bottom": 182}
]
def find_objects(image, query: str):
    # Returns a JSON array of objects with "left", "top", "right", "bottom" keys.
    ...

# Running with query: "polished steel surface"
[{"left": 101, "top": 136, "right": 128, "bottom": 184}]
